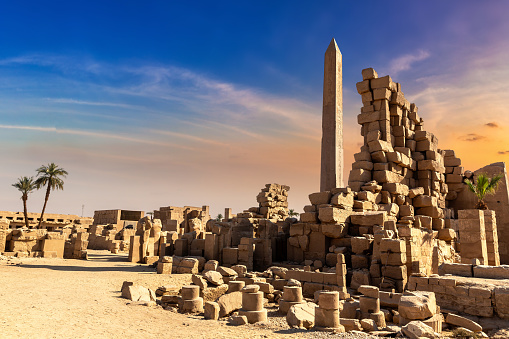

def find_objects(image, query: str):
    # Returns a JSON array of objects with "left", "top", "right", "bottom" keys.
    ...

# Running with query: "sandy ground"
[
  {"left": 4, "top": 250, "right": 509, "bottom": 339},
  {"left": 0, "top": 250, "right": 376, "bottom": 339}
]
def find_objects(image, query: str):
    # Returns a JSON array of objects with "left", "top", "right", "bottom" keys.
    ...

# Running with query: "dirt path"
[{"left": 0, "top": 251, "right": 367, "bottom": 339}]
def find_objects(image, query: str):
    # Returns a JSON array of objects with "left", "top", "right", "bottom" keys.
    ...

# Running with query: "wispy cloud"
[
  {"left": 498, "top": 150, "right": 509, "bottom": 155},
  {"left": 389, "top": 50, "right": 430, "bottom": 75},
  {"left": 459, "top": 133, "right": 486, "bottom": 142},
  {"left": 0, "top": 124, "right": 194, "bottom": 150},
  {"left": 47, "top": 98, "right": 139, "bottom": 110},
  {"left": 486, "top": 122, "right": 499, "bottom": 128},
  {"left": 150, "top": 129, "right": 228, "bottom": 147}
]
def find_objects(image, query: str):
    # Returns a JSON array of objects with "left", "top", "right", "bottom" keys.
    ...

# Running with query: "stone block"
[
  {"left": 398, "top": 291, "right": 437, "bottom": 320},
  {"left": 318, "top": 207, "right": 351, "bottom": 223},
  {"left": 309, "top": 191, "right": 332, "bottom": 205}
]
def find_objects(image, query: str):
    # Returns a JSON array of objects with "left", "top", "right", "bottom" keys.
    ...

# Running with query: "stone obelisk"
[{"left": 320, "top": 38, "right": 343, "bottom": 192}]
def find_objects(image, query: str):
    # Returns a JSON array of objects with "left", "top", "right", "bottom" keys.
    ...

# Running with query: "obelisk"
[{"left": 320, "top": 38, "right": 343, "bottom": 192}]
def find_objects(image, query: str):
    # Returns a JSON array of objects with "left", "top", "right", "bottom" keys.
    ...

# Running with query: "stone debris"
[
  {"left": 286, "top": 302, "right": 316, "bottom": 329},
  {"left": 401, "top": 320, "right": 438, "bottom": 339}
]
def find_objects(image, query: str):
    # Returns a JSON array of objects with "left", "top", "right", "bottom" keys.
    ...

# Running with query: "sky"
[{"left": 0, "top": 1, "right": 508, "bottom": 218}]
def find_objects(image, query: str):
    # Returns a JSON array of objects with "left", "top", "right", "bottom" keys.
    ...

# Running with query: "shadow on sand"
[{"left": 16, "top": 252, "right": 156, "bottom": 273}]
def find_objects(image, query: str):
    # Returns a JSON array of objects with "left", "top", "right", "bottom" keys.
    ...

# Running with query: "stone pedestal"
[
  {"left": 238, "top": 289, "right": 267, "bottom": 323},
  {"left": 180, "top": 285, "right": 203, "bottom": 313},
  {"left": 278, "top": 286, "right": 304, "bottom": 314},
  {"left": 458, "top": 210, "right": 488, "bottom": 265},
  {"left": 483, "top": 210, "right": 500, "bottom": 266},
  {"left": 314, "top": 291, "right": 345, "bottom": 332}
]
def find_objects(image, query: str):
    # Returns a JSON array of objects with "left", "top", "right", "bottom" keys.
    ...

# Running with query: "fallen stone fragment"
[
  {"left": 401, "top": 320, "right": 438, "bottom": 339},
  {"left": 204, "top": 270, "right": 224, "bottom": 286},
  {"left": 218, "top": 291, "right": 243, "bottom": 317},
  {"left": 229, "top": 315, "right": 248, "bottom": 326},
  {"left": 446, "top": 313, "right": 482, "bottom": 333},
  {"left": 286, "top": 302, "right": 316, "bottom": 329}
]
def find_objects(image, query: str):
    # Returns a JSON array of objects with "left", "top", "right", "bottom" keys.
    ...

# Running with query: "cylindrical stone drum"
[
  {"left": 181, "top": 285, "right": 200, "bottom": 300},
  {"left": 318, "top": 291, "right": 339, "bottom": 310},
  {"left": 239, "top": 310, "right": 267, "bottom": 323},
  {"left": 283, "top": 286, "right": 303, "bottom": 302},
  {"left": 228, "top": 280, "right": 246, "bottom": 293},
  {"left": 182, "top": 298, "right": 204, "bottom": 313},
  {"left": 242, "top": 291, "right": 264, "bottom": 312},
  {"left": 315, "top": 307, "right": 340, "bottom": 328}
]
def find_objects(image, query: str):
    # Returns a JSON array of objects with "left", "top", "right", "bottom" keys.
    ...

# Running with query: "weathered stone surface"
[
  {"left": 286, "top": 302, "right": 316, "bottom": 329},
  {"left": 398, "top": 291, "right": 436, "bottom": 320},
  {"left": 446, "top": 313, "right": 482, "bottom": 333},
  {"left": 218, "top": 291, "right": 243, "bottom": 317},
  {"left": 320, "top": 39, "right": 343, "bottom": 191},
  {"left": 321, "top": 223, "right": 348, "bottom": 238},
  {"left": 318, "top": 207, "right": 351, "bottom": 223},
  {"left": 204, "top": 270, "right": 224, "bottom": 286},
  {"left": 229, "top": 315, "right": 248, "bottom": 326},
  {"left": 358, "top": 285, "right": 379, "bottom": 299},
  {"left": 401, "top": 321, "right": 437, "bottom": 339},
  {"left": 350, "top": 211, "right": 386, "bottom": 226},
  {"left": 204, "top": 301, "right": 220, "bottom": 320},
  {"left": 192, "top": 274, "right": 208, "bottom": 289},
  {"left": 217, "top": 266, "right": 238, "bottom": 277}
]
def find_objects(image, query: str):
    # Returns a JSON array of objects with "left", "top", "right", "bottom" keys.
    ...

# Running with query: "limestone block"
[
  {"left": 300, "top": 212, "right": 318, "bottom": 223},
  {"left": 318, "top": 207, "right": 351, "bottom": 223},
  {"left": 398, "top": 291, "right": 437, "bottom": 320},
  {"left": 229, "top": 315, "right": 248, "bottom": 326},
  {"left": 204, "top": 301, "right": 220, "bottom": 320},
  {"left": 218, "top": 291, "right": 243, "bottom": 317},
  {"left": 350, "top": 211, "right": 386, "bottom": 226},
  {"left": 321, "top": 223, "right": 347, "bottom": 238},
  {"left": 362, "top": 68, "right": 378, "bottom": 80},
  {"left": 401, "top": 321, "right": 437, "bottom": 339},
  {"left": 379, "top": 238, "right": 404, "bottom": 252},
  {"left": 360, "top": 318, "right": 378, "bottom": 332},
  {"left": 330, "top": 192, "right": 354, "bottom": 207},
  {"left": 349, "top": 168, "right": 371, "bottom": 182},
  {"left": 382, "top": 265, "right": 407, "bottom": 280},
  {"left": 380, "top": 252, "right": 407, "bottom": 265},
  {"left": 204, "top": 270, "right": 224, "bottom": 286},
  {"left": 351, "top": 237, "right": 373, "bottom": 254},
  {"left": 446, "top": 313, "right": 482, "bottom": 332},
  {"left": 437, "top": 228, "right": 455, "bottom": 241},
  {"left": 309, "top": 191, "right": 332, "bottom": 205},
  {"left": 286, "top": 302, "right": 316, "bottom": 329},
  {"left": 350, "top": 269, "right": 371, "bottom": 290},
  {"left": 356, "top": 80, "right": 370, "bottom": 94}
]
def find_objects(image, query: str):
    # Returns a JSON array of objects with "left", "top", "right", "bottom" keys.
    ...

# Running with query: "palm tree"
[
  {"left": 34, "top": 163, "right": 68, "bottom": 228},
  {"left": 288, "top": 209, "right": 299, "bottom": 217},
  {"left": 216, "top": 214, "right": 223, "bottom": 221},
  {"left": 12, "top": 176, "right": 37, "bottom": 228},
  {"left": 464, "top": 173, "right": 503, "bottom": 210}
]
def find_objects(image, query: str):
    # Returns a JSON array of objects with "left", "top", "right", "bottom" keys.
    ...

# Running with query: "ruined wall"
[
  {"left": 450, "top": 162, "right": 509, "bottom": 264},
  {"left": 0, "top": 211, "right": 89, "bottom": 230},
  {"left": 154, "top": 205, "right": 210, "bottom": 234}
]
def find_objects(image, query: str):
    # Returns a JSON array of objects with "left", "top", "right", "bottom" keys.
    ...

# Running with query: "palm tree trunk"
[
  {"left": 23, "top": 195, "right": 29, "bottom": 228},
  {"left": 38, "top": 183, "right": 51, "bottom": 229}
]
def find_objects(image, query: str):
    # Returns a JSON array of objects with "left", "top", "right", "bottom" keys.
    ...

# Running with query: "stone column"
[
  {"left": 239, "top": 285, "right": 267, "bottom": 323},
  {"left": 458, "top": 209, "right": 488, "bottom": 264},
  {"left": 278, "top": 286, "right": 304, "bottom": 314},
  {"left": 320, "top": 38, "right": 343, "bottom": 192},
  {"left": 180, "top": 285, "right": 203, "bottom": 313},
  {"left": 314, "top": 291, "right": 345, "bottom": 332},
  {"left": 483, "top": 210, "right": 500, "bottom": 266}
]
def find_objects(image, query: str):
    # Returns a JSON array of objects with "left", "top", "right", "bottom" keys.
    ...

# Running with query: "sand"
[{"left": 0, "top": 250, "right": 377, "bottom": 339}]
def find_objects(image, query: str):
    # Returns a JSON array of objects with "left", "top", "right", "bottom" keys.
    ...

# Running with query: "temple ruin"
[{"left": 3, "top": 39, "right": 509, "bottom": 336}]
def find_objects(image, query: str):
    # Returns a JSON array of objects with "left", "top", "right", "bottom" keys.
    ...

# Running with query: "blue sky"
[{"left": 0, "top": 1, "right": 508, "bottom": 217}]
